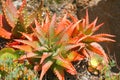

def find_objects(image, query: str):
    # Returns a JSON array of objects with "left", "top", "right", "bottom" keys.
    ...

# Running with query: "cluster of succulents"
[
  {"left": 11, "top": 11, "right": 115, "bottom": 80},
  {"left": 0, "top": 48, "right": 39, "bottom": 80},
  {"left": 0, "top": 0, "right": 117, "bottom": 80}
]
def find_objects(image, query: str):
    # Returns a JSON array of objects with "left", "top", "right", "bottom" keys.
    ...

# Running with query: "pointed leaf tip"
[
  {"left": 40, "top": 60, "right": 53, "bottom": 80},
  {"left": 85, "top": 9, "right": 89, "bottom": 26},
  {"left": 53, "top": 66, "right": 65, "bottom": 80},
  {"left": 18, "top": 0, "right": 27, "bottom": 13}
]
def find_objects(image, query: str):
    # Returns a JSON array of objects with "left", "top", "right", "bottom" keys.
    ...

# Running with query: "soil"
[{"left": 0, "top": 38, "right": 9, "bottom": 50}]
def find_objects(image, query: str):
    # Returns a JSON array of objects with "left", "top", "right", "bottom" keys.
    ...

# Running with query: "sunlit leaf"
[
  {"left": 85, "top": 9, "right": 89, "bottom": 26},
  {"left": 55, "top": 56, "right": 77, "bottom": 75},
  {"left": 18, "top": 0, "right": 26, "bottom": 14},
  {"left": 0, "top": 27, "right": 11, "bottom": 39},
  {"left": 53, "top": 65, "right": 64, "bottom": 80},
  {"left": 87, "top": 43, "right": 108, "bottom": 62},
  {"left": 40, "top": 52, "right": 51, "bottom": 64},
  {"left": 67, "top": 51, "right": 85, "bottom": 61},
  {"left": 49, "top": 14, "right": 56, "bottom": 39},
  {"left": 19, "top": 52, "right": 38, "bottom": 60},
  {"left": 40, "top": 60, "right": 53, "bottom": 80},
  {"left": 15, "top": 39, "right": 40, "bottom": 49},
  {"left": 84, "top": 18, "right": 98, "bottom": 35},
  {"left": 12, "top": 45, "right": 32, "bottom": 52},
  {"left": 2, "top": 0, "right": 18, "bottom": 28}
]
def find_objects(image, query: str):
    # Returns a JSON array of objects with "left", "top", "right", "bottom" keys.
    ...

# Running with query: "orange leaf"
[
  {"left": 53, "top": 66, "right": 65, "bottom": 80},
  {"left": 0, "top": 27, "right": 11, "bottom": 39},
  {"left": 61, "top": 13, "right": 71, "bottom": 25},
  {"left": 55, "top": 14, "right": 71, "bottom": 35},
  {"left": 67, "top": 51, "right": 85, "bottom": 61},
  {"left": 95, "top": 37, "right": 115, "bottom": 42},
  {"left": 55, "top": 56, "right": 77, "bottom": 75},
  {"left": 82, "top": 35, "right": 115, "bottom": 43},
  {"left": 0, "top": 15, "right": 2, "bottom": 27},
  {"left": 80, "top": 19, "right": 85, "bottom": 32},
  {"left": 34, "top": 64, "right": 41, "bottom": 71},
  {"left": 20, "top": 32, "right": 33, "bottom": 41},
  {"left": 65, "top": 43, "right": 85, "bottom": 51},
  {"left": 68, "top": 37, "right": 79, "bottom": 44},
  {"left": 93, "top": 23, "right": 104, "bottom": 33},
  {"left": 18, "top": 0, "right": 26, "bottom": 14},
  {"left": 84, "top": 18, "right": 98, "bottom": 35},
  {"left": 85, "top": 9, "right": 89, "bottom": 26},
  {"left": 87, "top": 43, "right": 108, "bottom": 62},
  {"left": 81, "top": 48, "right": 89, "bottom": 58},
  {"left": 15, "top": 39, "right": 39, "bottom": 49},
  {"left": 68, "top": 13, "right": 78, "bottom": 23},
  {"left": 40, "top": 60, "right": 53, "bottom": 80},
  {"left": 12, "top": 45, "right": 32, "bottom": 52},
  {"left": 19, "top": 52, "right": 38, "bottom": 60},
  {"left": 42, "top": 22, "right": 50, "bottom": 33},
  {"left": 66, "top": 20, "right": 80, "bottom": 37},
  {"left": 93, "top": 33, "right": 115, "bottom": 38},
  {"left": 66, "top": 68, "right": 77, "bottom": 75},
  {"left": 2, "top": 0, "right": 18, "bottom": 28},
  {"left": 34, "top": 20, "right": 46, "bottom": 45},
  {"left": 40, "top": 52, "right": 51, "bottom": 64}
]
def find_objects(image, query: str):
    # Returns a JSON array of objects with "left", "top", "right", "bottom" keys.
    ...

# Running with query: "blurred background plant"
[{"left": 0, "top": 48, "right": 39, "bottom": 80}]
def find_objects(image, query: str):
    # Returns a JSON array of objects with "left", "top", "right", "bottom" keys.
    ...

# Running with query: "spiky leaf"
[
  {"left": 1, "top": 0, "right": 18, "bottom": 28},
  {"left": 40, "top": 60, "right": 53, "bottom": 80}
]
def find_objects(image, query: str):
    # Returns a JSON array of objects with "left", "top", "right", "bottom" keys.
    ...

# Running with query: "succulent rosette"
[{"left": 12, "top": 10, "right": 115, "bottom": 80}]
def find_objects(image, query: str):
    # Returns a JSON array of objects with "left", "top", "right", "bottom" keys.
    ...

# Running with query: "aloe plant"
[
  {"left": 0, "top": 0, "right": 43, "bottom": 39},
  {"left": 10, "top": 9, "right": 115, "bottom": 80},
  {"left": 12, "top": 13, "right": 85, "bottom": 80},
  {"left": 68, "top": 10, "right": 115, "bottom": 64},
  {"left": 0, "top": 48, "right": 39, "bottom": 80}
]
